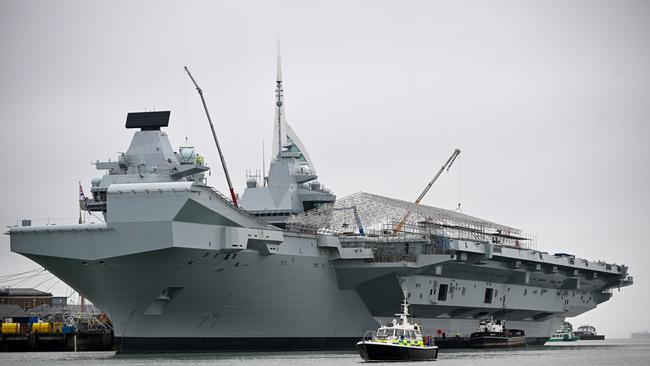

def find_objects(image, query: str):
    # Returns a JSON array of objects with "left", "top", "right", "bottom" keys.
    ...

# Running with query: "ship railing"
[
  {"left": 386, "top": 220, "right": 537, "bottom": 250},
  {"left": 9, "top": 217, "right": 84, "bottom": 227},
  {"left": 338, "top": 238, "right": 451, "bottom": 259},
  {"left": 312, "top": 186, "right": 333, "bottom": 194},
  {"left": 209, "top": 187, "right": 235, "bottom": 206},
  {"left": 285, "top": 224, "right": 319, "bottom": 234},
  {"left": 372, "top": 253, "right": 418, "bottom": 263}
]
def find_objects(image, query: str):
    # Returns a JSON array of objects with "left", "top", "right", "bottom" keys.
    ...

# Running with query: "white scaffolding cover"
[{"left": 288, "top": 192, "right": 522, "bottom": 239}]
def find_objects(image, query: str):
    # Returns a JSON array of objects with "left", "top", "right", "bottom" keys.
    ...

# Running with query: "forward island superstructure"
[{"left": 8, "top": 53, "right": 633, "bottom": 353}]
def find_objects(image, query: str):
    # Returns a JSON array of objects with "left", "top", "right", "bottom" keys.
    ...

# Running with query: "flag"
[{"left": 79, "top": 181, "right": 88, "bottom": 210}]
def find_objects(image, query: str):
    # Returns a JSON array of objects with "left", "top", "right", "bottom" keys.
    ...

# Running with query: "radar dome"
[
  {"left": 179, "top": 146, "right": 196, "bottom": 164},
  {"left": 91, "top": 177, "right": 102, "bottom": 187}
]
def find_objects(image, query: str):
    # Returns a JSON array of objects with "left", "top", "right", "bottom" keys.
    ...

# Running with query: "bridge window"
[
  {"left": 438, "top": 284, "right": 448, "bottom": 301},
  {"left": 484, "top": 288, "right": 493, "bottom": 304}
]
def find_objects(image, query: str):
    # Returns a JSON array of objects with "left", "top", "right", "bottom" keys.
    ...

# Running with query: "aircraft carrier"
[{"left": 8, "top": 55, "right": 633, "bottom": 353}]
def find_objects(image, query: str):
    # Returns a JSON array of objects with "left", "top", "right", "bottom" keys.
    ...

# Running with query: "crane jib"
[
  {"left": 394, "top": 148, "right": 461, "bottom": 233},
  {"left": 184, "top": 66, "right": 239, "bottom": 208}
]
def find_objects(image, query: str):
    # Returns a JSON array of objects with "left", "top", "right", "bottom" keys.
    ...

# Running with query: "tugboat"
[
  {"left": 547, "top": 321, "right": 580, "bottom": 342},
  {"left": 573, "top": 325, "right": 605, "bottom": 340},
  {"left": 468, "top": 319, "right": 526, "bottom": 348},
  {"left": 356, "top": 294, "right": 438, "bottom": 361}
]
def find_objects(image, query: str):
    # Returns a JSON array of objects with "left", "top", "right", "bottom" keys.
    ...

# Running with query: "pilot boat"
[
  {"left": 356, "top": 295, "right": 438, "bottom": 361},
  {"left": 468, "top": 319, "right": 526, "bottom": 348},
  {"left": 547, "top": 321, "right": 580, "bottom": 342}
]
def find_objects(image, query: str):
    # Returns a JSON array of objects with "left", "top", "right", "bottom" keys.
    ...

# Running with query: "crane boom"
[
  {"left": 393, "top": 148, "right": 461, "bottom": 233},
  {"left": 184, "top": 66, "right": 239, "bottom": 208}
]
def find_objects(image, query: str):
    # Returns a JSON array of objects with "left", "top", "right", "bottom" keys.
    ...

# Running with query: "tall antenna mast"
[
  {"left": 184, "top": 66, "right": 239, "bottom": 208},
  {"left": 276, "top": 40, "right": 284, "bottom": 159}
]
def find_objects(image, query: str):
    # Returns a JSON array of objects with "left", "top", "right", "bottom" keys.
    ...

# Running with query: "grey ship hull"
[
  {"left": 10, "top": 180, "right": 629, "bottom": 353},
  {"left": 22, "top": 247, "right": 554, "bottom": 353}
]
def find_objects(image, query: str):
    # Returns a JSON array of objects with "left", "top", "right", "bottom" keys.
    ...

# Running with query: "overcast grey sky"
[{"left": 1, "top": 0, "right": 648, "bottom": 338}]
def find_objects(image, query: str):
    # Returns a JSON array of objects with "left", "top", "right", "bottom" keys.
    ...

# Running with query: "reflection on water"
[{"left": 1, "top": 339, "right": 649, "bottom": 366}]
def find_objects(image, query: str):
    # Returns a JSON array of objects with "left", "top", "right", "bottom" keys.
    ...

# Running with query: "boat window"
[
  {"left": 408, "top": 330, "right": 416, "bottom": 339},
  {"left": 438, "top": 284, "right": 448, "bottom": 301},
  {"left": 484, "top": 288, "right": 493, "bottom": 304}
]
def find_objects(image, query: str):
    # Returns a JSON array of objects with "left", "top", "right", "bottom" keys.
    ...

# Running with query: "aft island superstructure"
[{"left": 8, "top": 54, "right": 632, "bottom": 353}]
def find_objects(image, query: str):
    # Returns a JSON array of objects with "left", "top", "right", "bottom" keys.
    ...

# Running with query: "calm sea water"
[{"left": 1, "top": 339, "right": 648, "bottom": 366}]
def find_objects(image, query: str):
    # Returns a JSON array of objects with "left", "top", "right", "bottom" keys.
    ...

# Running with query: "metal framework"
[{"left": 287, "top": 192, "right": 533, "bottom": 249}]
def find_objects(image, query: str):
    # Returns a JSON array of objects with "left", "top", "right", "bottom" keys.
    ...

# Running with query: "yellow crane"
[{"left": 393, "top": 149, "right": 461, "bottom": 233}]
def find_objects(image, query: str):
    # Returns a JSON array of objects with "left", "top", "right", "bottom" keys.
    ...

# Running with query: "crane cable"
[{"left": 456, "top": 154, "right": 463, "bottom": 212}]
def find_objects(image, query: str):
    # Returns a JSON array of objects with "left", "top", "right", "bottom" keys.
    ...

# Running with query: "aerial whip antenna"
[
  {"left": 276, "top": 40, "right": 284, "bottom": 159},
  {"left": 184, "top": 66, "right": 239, "bottom": 208}
]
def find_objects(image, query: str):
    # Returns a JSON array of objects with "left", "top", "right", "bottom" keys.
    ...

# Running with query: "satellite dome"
[{"left": 179, "top": 146, "right": 196, "bottom": 164}]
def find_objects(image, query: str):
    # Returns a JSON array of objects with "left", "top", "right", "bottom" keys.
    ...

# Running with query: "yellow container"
[
  {"left": 31, "top": 322, "right": 51, "bottom": 334},
  {"left": 1, "top": 323, "right": 21, "bottom": 335},
  {"left": 52, "top": 322, "right": 63, "bottom": 334}
]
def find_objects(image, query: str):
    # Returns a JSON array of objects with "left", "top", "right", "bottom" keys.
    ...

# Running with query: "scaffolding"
[{"left": 287, "top": 192, "right": 533, "bottom": 249}]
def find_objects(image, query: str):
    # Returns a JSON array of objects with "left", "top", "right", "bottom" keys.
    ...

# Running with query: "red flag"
[{"left": 79, "top": 181, "right": 88, "bottom": 209}]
